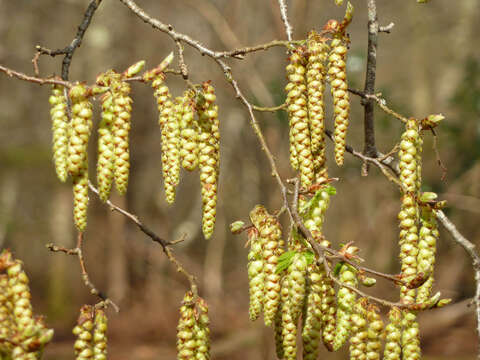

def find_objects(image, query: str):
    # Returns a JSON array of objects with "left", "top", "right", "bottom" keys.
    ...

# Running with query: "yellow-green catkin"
[
  {"left": 287, "top": 253, "right": 308, "bottom": 322},
  {"left": 401, "top": 311, "right": 421, "bottom": 360},
  {"left": 150, "top": 73, "right": 178, "bottom": 204},
  {"left": 383, "top": 307, "right": 402, "bottom": 360},
  {"left": 328, "top": 31, "right": 350, "bottom": 166},
  {"left": 416, "top": 204, "right": 438, "bottom": 303},
  {"left": 321, "top": 241, "right": 337, "bottom": 351},
  {"left": 286, "top": 49, "right": 315, "bottom": 187},
  {"left": 73, "top": 169, "right": 89, "bottom": 232},
  {"left": 274, "top": 307, "right": 285, "bottom": 360},
  {"left": 332, "top": 263, "right": 358, "bottom": 351},
  {"left": 301, "top": 263, "right": 325, "bottom": 360},
  {"left": 68, "top": 84, "right": 92, "bottom": 176},
  {"left": 96, "top": 90, "right": 115, "bottom": 202},
  {"left": 280, "top": 277, "right": 297, "bottom": 360},
  {"left": 73, "top": 305, "right": 94, "bottom": 360},
  {"left": 302, "top": 188, "right": 331, "bottom": 240},
  {"left": 198, "top": 82, "right": 220, "bottom": 239},
  {"left": 111, "top": 79, "right": 133, "bottom": 195},
  {"left": 0, "top": 273, "right": 14, "bottom": 356},
  {"left": 93, "top": 309, "right": 107, "bottom": 360},
  {"left": 49, "top": 85, "right": 69, "bottom": 182},
  {"left": 366, "top": 304, "right": 383, "bottom": 360},
  {"left": 247, "top": 228, "right": 264, "bottom": 321},
  {"left": 179, "top": 90, "right": 199, "bottom": 171},
  {"left": 349, "top": 298, "right": 368, "bottom": 360},
  {"left": 177, "top": 292, "right": 196, "bottom": 360},
  {"left": 306, "top": 32, "right": 329, "bottom": 175},
  {"left": 250, "top": 205, "right": 283, "bottom": 327},
  {"left": 194, "top": 298, "right": 210, "bottom": 360}
]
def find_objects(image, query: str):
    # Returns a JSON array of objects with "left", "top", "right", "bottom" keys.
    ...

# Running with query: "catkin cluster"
[
  {"left": 285, "top": 2, "right": 353, "bottom": 182},
  {"left": 73, "top": 305, "right": 108, "bottom": 360},
  {"left": 0, "top": 250, "right": 54, "bottom": 359},
  {"left": 176, "top": 292, "right": 210, "bottom": 360}
]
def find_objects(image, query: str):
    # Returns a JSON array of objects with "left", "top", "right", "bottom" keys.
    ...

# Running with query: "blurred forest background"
[{"left": 0, "top": 0, "right": 479, "bottom": 359}]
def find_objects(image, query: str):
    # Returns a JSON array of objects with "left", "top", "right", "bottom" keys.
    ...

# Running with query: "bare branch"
[
  {"left": 277, "top": 0, "right": 293, "bottom": 41},
  {"left": 0, "top": 65, "right": 70, "bottom": 87}
]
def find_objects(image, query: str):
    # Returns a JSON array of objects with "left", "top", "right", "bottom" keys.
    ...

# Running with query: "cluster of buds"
[
  {"left": 284, "top": 2, "right": 353, "bottom": 182},
  {"left": 176, "top": 292, "right": 210, "bottom": 360},
  {"left": 0, "top": 250, "right": 54, "bottom": 359},
  {"left": 72, "top": 305, "right": 108, "bottom": 360}
]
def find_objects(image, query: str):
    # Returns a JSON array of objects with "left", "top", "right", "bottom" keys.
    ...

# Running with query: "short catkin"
[
  {"left": 73, "top": 305, "right": 95, "bottom": 360},
  {"left": 49, "top": 84, "right": 69, "bottom": 182},
  {"left": 176, "top": 292, "right": 196, "bottom": 360},
  {"left": 93, "top": 309, "right": 108, "bottom": 360}
]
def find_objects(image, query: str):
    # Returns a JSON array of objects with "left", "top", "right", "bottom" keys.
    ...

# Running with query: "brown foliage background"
[{"left": 0, "top": 0, "right": 479, "bottom": 359}]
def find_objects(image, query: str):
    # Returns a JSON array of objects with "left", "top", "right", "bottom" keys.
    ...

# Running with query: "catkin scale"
[
  {"left": 49, "top": 85, "right": 69, "bottom": 182},
  {"left": 328, "top": 35, "right": 350, "bottom": 166},
  {"left": 198, "top": 82, "right": 220, "bottom": 239}
]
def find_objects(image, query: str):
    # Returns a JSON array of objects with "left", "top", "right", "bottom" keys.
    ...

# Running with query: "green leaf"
[
  {"left": 333, "top": 262, "right": 344, "bottom": 276},
  {"left": 324, "top": 185, "right": 336, "bottom": 196},
  {"left": 276, "top": 251, "right": 296, "bottom": 274},
  {"left": 304, "top": 251, "right": 315, "bottom": 265}
]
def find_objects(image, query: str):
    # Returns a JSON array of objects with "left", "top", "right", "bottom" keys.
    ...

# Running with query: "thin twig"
[
  {"left": 349, "top": 88, "right": 408, "bottom": 123},
  {"left": 252, "top": 103, "right": 287, "bottom": 112},
  {"left": 277, "top": 0, "right": 293, "bottom": 41},
  {"left": 0, "top": 65, "right": 70, "bottom": 87}
]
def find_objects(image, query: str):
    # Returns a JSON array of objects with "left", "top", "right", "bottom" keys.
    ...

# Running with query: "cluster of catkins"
[
  {"left": 176, "top": 292, "right": 210, "bottom": 360},
  {"left": 143, "top": 66, "right": 221, "bottom": 239},
  {"left": 0, "top": 250, "right": 54, "bottom": 360},
  {"left": 285, "top": 2, "right": 353, "bottom": 189},
  {"left": 72, "top": 305, "right": 108, "bottom": 360},
  {"left": 48, "top": 55, "right": 220, "bottom": 238}
]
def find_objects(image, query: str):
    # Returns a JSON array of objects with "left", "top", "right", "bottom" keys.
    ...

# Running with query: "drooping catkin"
[
  {"left": 348, "top": 298, "right": 368, "bottom": 360},
  {"left": 301, "top": 188, "right": 332, "bottom": 239},
  {"left": 401, "top": 311, "right": 421, "bottom": 360},
  {"left": 321, "top": 241, "right": 337, "bottom": 351},
  {"left": 49, "top": 84, "right": 69, "bottom": 182},
  {"left": 280, "top": 278, "right": 297, "bottom": 360},
  {"left": 301, "top": 264, "right": 325, "bottom": 360},
  {"left": 327, "top": 27, "right": 350, "bottom": 166},
  {"left": 416, "top": 201, "right": 438, "bottom": 303},
  {"left": 73, "top": 169, "right": 89, "bottom": 232},
  {"left": 286, "top": 253, "right": 307, "bottom": 322},
  {"left": 68, "top": 84, "right": 93, "bottom": 176},
  {"left": 93, "top": 309, "right": 107, "bottom": 360},
  {"left": 177, "top": 292, "right": 196, "bottom": 360},
  {"left": 112, "top": 79, "right": 133, "bottom": 195},
  {"left": 383, "top": 307, "right": 402, "bottom": 360},
  {"left": 249, "top": 205, "right": 284, "bottom": 327},
  {"left": 179, "top": 90, "right": 199, "bottom": 171},
  {"left": 306, "top": 32, "right": 329, "bottom": 174},
  {"left": 0, "top": 274, "right": 14, "bottom": 355},
  {"left": 96, "top": 90, "right": 115, "bottom": 202},
  {"left": 73, "top": 305, "right": 94, "bottom": 360},
  {"left": 285, "top": 49, "right": 315, "bottom": 187},
  {"left": 366, "top": 304, "right": 383, "bottom": 360},
  {"left": 274, "top": 307, "right": 285, "bottom": 359},
  {"left": 247, "top": 228, "right": 264, "bottom": 321},
  {"left": 332, "top": 262, "right": 358, "bottom": 351},
  {"left": 194, "top": 298, "right": 210, "bottom": 360},
  {"left": 198, "top": 82, "right": 220, "bottom": 239}
]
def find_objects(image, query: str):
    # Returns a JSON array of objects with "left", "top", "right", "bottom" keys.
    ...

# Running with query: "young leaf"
[{"left": 276, "top": 250, "right": 296, "bottom": 274}]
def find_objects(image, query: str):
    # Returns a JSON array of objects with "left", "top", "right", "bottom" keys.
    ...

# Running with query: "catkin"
[
  {"left": 321, "top": 241, "right": 337, "bottom": 351},
  {"left": 349, "top": 298, "right": 368, "bottom": 360},
  {"left": 286, "top": 253, "right": 308, "bottom": 322},
  {"left": 401, "top": 311, "right": 421, "bottom": 360},
  {"left": 247, "top": 228, "right": 265, "bottom": 321},
  {"left": 306, "top": 32, "right": 329, "bottom": 175},
  {"left": 328, "top": 32, "right": 350, "bottom": 166},
  {"left": 198, "top": 82, "right": 220, "bottom": 239},
  {"left": 73, "top": 169, "right": 89, "bottom": 232},
  {"left": 194, "top": 298, "right": 210, "bottom": 360},
  {"left": 49, "top": 84, "right": 69, "bottom": 182},
  {"left": 280, "top": 278, "right": 297, "bottom": 360},
  {"left": 73, "top": 305, "right": 94, "bottom": 360},
  {"left": 301, "top": 264, "right": 325, "bottom": 360},
  {"left": 179, "top": 90, "right": 199, "bottom": 171},
  {"left": 68, "top": 84, "right": 92, "bottom": 176},
  {"left": 332, "top": 263, "right": 358, "bottom": 351},
  {"left": 366, "top": 304, "right": 383, "bottom": 360},
  {"left": 93, "top": 309, "right": 107, "bottom": 360},
  {"left": 285, "top": 49, "right": 315, "bottom": 187},
  {"left": 177, "top": 292, "right": 196, "bottom": 360},
  {"left": 383, "top": 307, "right": 402, "bottom": 360},
  {"left": 0, "top": 274, "right": 14, "bottom": 355}
]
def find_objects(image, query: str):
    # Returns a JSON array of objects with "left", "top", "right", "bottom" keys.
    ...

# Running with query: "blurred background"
[{"left": 0, "top": 0, "right": 479, "bottom": 359}]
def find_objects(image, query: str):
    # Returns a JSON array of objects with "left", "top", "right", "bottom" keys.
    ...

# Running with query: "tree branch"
[{"left": 277, "top": 0, "right": 293, "bottom": 41}]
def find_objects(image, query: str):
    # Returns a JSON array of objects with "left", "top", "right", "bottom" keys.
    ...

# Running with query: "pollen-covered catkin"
[
  {"left": 306, "top": 32, "right": 329, "bottom": 174},
  {"left": 150, "top": 73, "right": 178, "bottom": 204},
  {"left": 366, "top": 304, "right": 383, "bottom": 360},
  {"left": 285, "top": 49, "right": 315, "bottom": 187},
  {"left": 383, "top": 307, "right": 402, "bottom": 360},
  {"left": 402, "top": 311, "right": 421, "bottom": 360},
  {"left": 179, "top": 90, "right": 199, "bottom": 171},
  {"left": 112, "top": 79, "right": 133, "bottom": 195},
  {"left": 280, "top": 278, "right": 297, "bottom": 360},
  {"left": 332, "top": 263, "right": 358, "bottom": 351},
  {"left": 302, "top": 188, "right": 332, "bottom": 239},
  {"left": 177, "top": 292, "right": 196, "bottom": 360},
  {"left": 68, "top": 84, "right": 93, "bottom": 176},
  {"left": 49, "top": 85, "right": 69, "bottom": 182},
  {"left": 198, "top": 82, "right": 220, "bottom": 239},
  {"left": 348, "top": 298, "right": 368, "bottom": 360},
  {"left": 328, "top": 33, "right": 350, "bottom": 166},
  {"left": 73, "top": 305, "right": 94, "bottom": 360},
  {"left": 93, "top": 309, "right": 107, "bottom": 360},
  {"left": 247, "top": 228, "right": 264, "bottom": 321},
  {"left": 321, "top": 241, "right": 337, "bottom": 351},
  {"left": 286, "top": 253, "right": 307, "bottom": 322},
  {"left": 416, "top": 202, "right": 438, "bottom": 302},
  {"left": 301, "top": 264, "right": 325, "bottom": 360},
  {"left": 194, "top": 298, "right": 210, "bottom": 360},
  {"left": 96, "top": 91, "right": 115, "bottom": 202},
  {"left": 0, "top": 274, "right": 14, "bottom": 355},
  {"left": 73, "top": 169, "right": 89, "bottom": 232}
]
